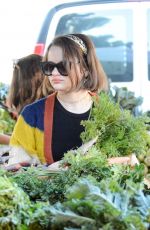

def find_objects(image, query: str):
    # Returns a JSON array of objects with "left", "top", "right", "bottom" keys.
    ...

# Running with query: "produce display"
[
  {"left": 0, "top": 153, "right": 150, "bottom": 229},
  {"left": 0, "top": 83, "right": 150, "bottom": 229}
]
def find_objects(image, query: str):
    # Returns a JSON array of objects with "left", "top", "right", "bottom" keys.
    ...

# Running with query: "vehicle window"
[
  {"left": 55, "top": 8, "right": 133, "bottom": 83},
  {"left": 148, "top": 9, "right": 150, "bottom": 81}
]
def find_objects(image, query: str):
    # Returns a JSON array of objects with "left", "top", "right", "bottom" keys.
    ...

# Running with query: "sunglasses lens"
[
  {"left": 41, "top": 62, "right": 54, "bottom": 76},
  {"left": 57, "top": 62, "right": 68, "bottom": 76},
  {"left": 41, "top": 62, "right": 68, "bottom": 76}
]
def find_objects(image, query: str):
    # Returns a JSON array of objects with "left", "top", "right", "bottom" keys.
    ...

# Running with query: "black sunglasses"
[{"left": 40, "top": 61, "right": 68, "bottom": 76}]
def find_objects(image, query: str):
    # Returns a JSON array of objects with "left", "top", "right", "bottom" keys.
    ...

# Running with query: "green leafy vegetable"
[
  {"left": 49, "top": 177, "right": 150, "bottom": 229},
  {"left": 81, "top": 92, "right": 150, "bottom": 157}
]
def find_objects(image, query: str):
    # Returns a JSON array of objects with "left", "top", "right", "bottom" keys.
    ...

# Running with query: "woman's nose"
[{"left": 52, "top": 67, "right": 60, "bottom": 75}]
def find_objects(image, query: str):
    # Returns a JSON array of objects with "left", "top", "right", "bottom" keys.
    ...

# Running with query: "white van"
[{"left": 34, "top": 0, "right": 150, "bottom": 112}]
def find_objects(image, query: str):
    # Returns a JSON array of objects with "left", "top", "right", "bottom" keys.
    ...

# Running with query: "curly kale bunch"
[{"left": 81, "top": 92, "right": 150, "bottom": 158}]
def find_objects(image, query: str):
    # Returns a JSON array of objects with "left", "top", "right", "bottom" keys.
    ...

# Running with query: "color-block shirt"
[{"left": 10, "top": 92, "right": 91, "bottom": 164}]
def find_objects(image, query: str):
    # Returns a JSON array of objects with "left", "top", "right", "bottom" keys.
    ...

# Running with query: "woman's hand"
[
  {"left": 108, "top": 154, "right": 139, "bottom": 166},
  {"left": 0, "top": 134, "right": 11, "bottom": 145},
  {"left": 47, "top": 161, "right": 68, "bottom": 172}
]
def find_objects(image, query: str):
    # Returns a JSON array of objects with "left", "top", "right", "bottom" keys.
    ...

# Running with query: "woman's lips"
[{"left": 52, "top": 78, "right": 63, "bottom": 84}]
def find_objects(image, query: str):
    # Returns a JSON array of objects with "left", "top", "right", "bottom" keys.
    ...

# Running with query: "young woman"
[
  {"left": 9, "top": 34, "right": 108, "bottom": 165},
  {"left": 0, "top": 54, "right": 52, "bottom": 145},
  {"left": 8, "top": 34, "right": 139, "bottom": 169},
  {"left": 7, "top": 54, "right": 52, "bottom": 114}
]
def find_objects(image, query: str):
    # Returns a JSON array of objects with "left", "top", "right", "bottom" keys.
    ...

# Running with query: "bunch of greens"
[
  {"left": 10, "top": 166, "right": 67, "bottom": 204},
  {"left": 8, "top": 148, "right": 109, "bottom": 204},
  {"left": 8, "top": 147, "right": 146, "bottom": 204},
  {"left": 48, "top": 177, "right": 150, "bottom": 230},
  {"left": 62, "top": 147, "right": 145, "bottom": 186},
  {"left": 0, "top": 175, "right": 31, "bottom": 229},
  {"left": 81, "top": 92, "right": 150, "bottom": 158},
  {"left": 9, "top": 167, "right": 51, "bottom": 201},
  {"left": 0, "top": 174, "right": 53, "bottom": 230}
]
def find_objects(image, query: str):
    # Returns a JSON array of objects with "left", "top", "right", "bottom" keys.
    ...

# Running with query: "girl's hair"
[
  {"left": 43, "top": 33, "right": 108, "bottom": 92},
  {"left": 7, "top": 54, "right": 52, "bottom": 114}
]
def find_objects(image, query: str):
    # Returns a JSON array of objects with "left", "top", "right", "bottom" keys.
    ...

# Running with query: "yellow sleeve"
[{"left": 10, "top": 115, "right": 37, "bottom": 157}]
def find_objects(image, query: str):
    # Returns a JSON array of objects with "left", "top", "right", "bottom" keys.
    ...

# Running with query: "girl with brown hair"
[
  {"left": 8, "top": 33, "right": 108, "bottom": 165},
  {"left": 0, "top": 54, "right": 52, "bottom": 145},
  {"left": 7, "top": 54, "right": 52, "bottom": 114},
  {"left": 8, "top": 34, "right": 139, "bottom": 169}
]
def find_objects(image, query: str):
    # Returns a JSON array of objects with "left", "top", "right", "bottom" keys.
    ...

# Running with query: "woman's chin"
[{"left": 53, "top": 86, "right": 70, "bottom": 93}]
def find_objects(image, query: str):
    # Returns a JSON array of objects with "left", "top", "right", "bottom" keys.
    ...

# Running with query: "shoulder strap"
[
  {"left": 44, "top": 91, "right": 98, "bottom": 164},
  {"left": 44, "top": 92, "right": 56, "bottom": 164}
]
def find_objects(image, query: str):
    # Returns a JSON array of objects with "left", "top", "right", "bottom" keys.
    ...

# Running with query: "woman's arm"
[{"left": 0, "top": 134, "right": 10, "bottom": 145}]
